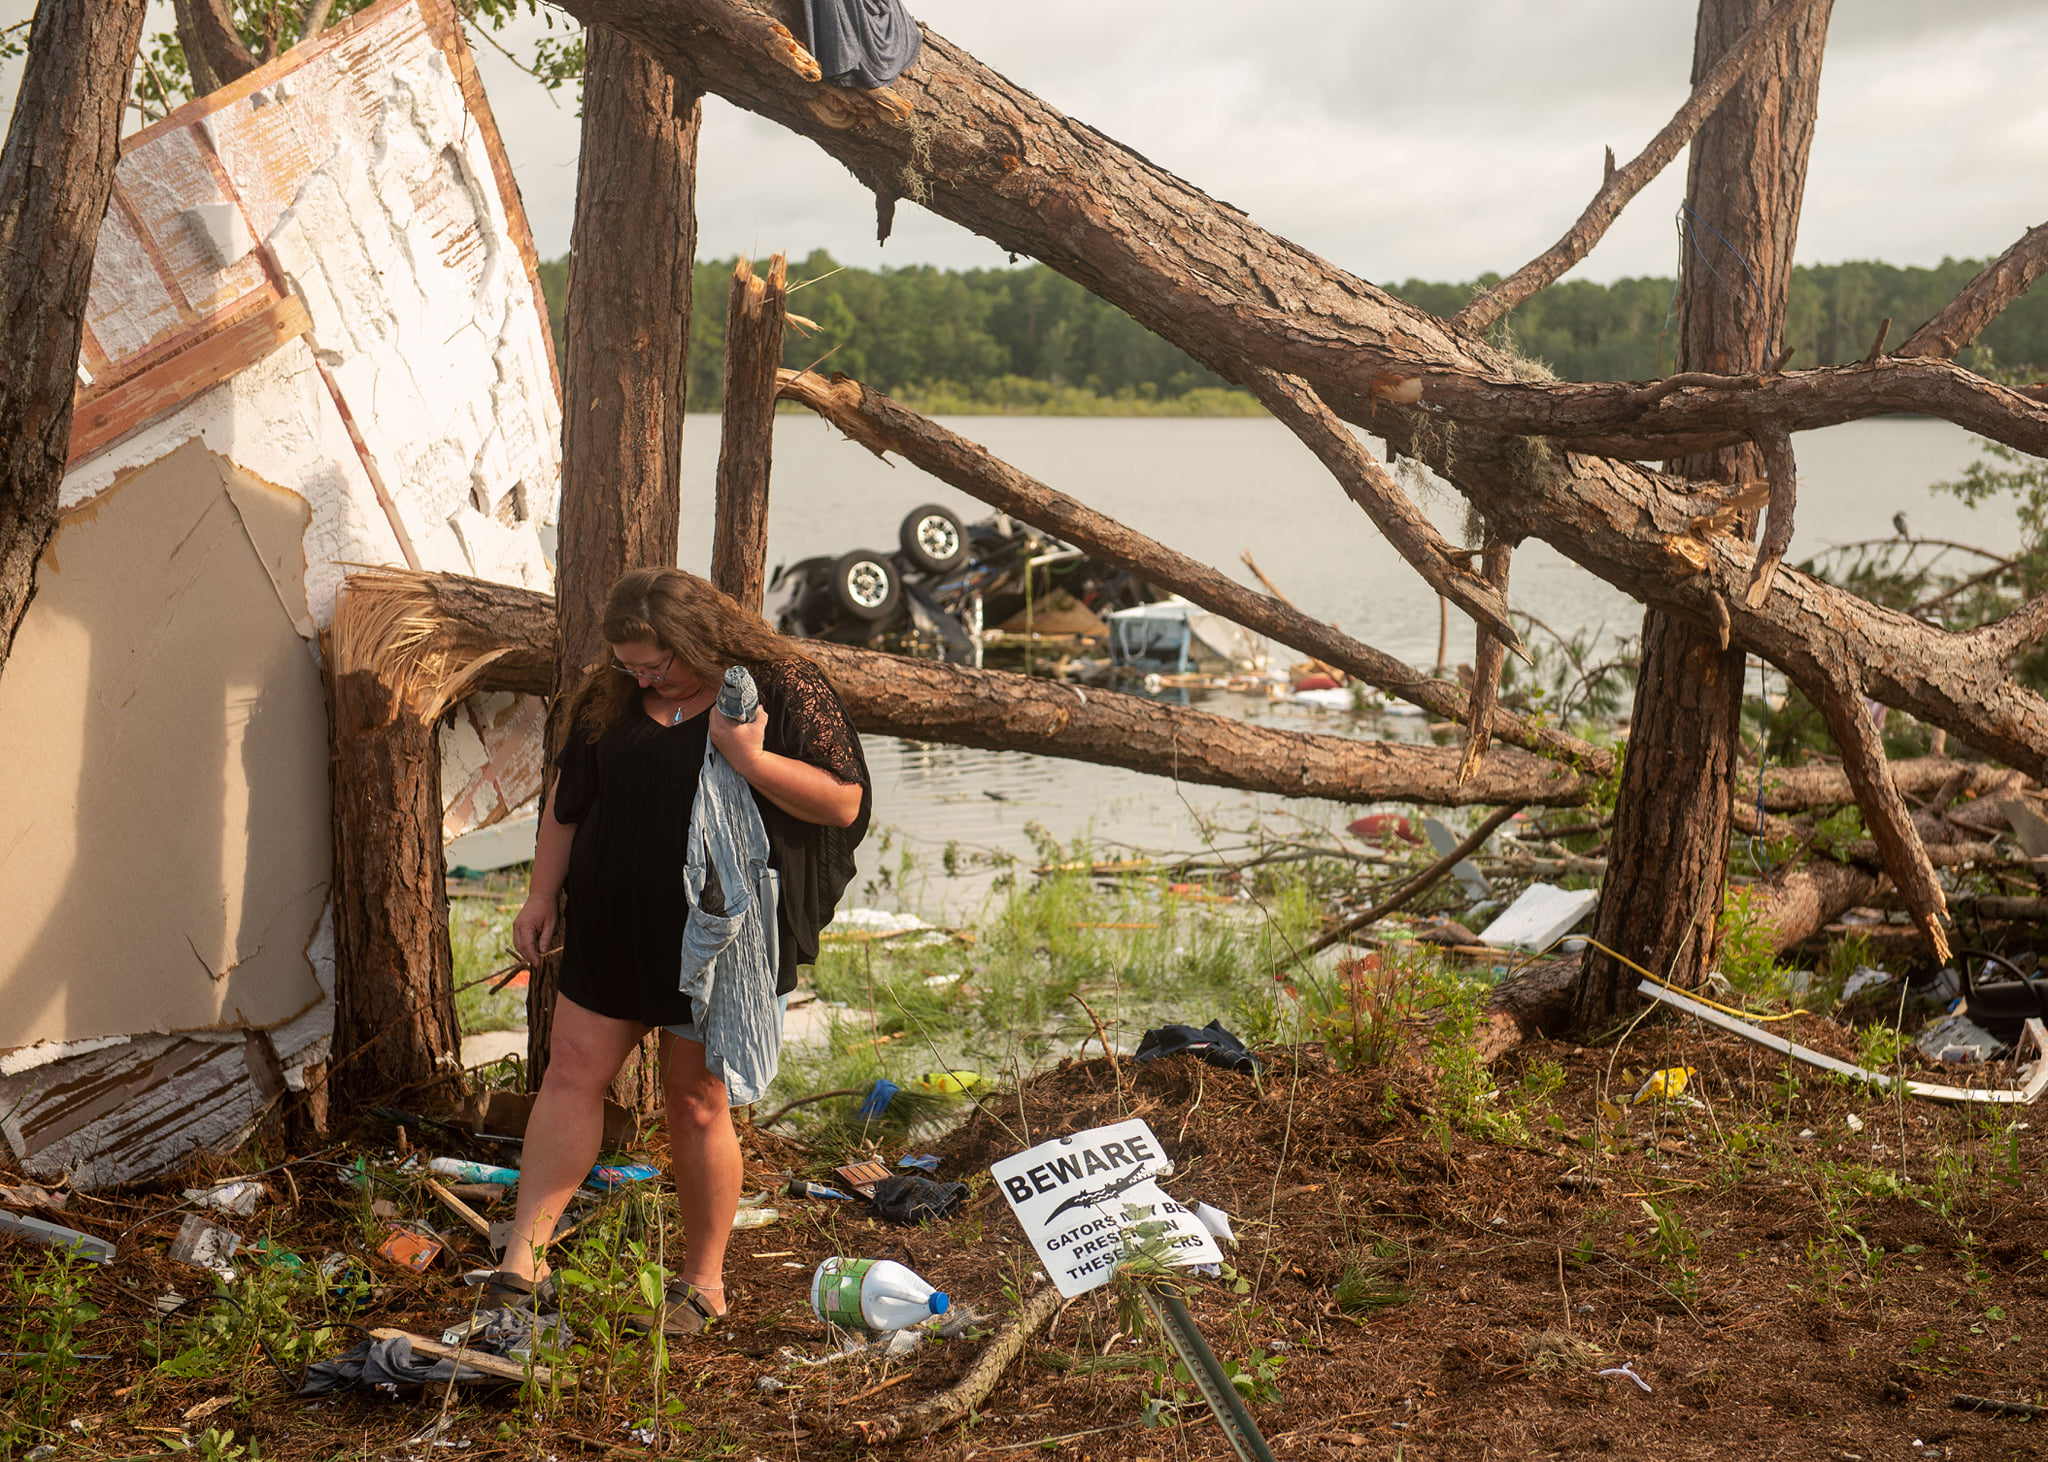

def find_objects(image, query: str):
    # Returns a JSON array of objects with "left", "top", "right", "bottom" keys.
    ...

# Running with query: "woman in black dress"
[{"left": 503, "top": 568, "right": 870, "bottom": 1330}]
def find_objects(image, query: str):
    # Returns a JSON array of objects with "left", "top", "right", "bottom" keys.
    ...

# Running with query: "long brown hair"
[{"left": 569, "top": 567, "right": 810, "bottom": 739}]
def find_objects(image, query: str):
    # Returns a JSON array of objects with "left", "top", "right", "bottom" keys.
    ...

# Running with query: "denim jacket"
[{"left": 678, "top": 732, "right": 783, "bottom": 1106}]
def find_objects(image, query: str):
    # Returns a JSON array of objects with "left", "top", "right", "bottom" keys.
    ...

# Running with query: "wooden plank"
[
  {"left": 367, "top": 1327, "right": 569, "bottom": 1387},
  {"left": 67, "top": 294, "right": 311, "bottom": 466},
  {"left": 423, "top": 1177, "right": 494, "bottom": 1238}
]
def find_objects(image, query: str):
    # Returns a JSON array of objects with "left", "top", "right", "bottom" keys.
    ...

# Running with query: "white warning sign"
[{"left": 989, "top": 1118, "right": 1223, "bottom": 1298}]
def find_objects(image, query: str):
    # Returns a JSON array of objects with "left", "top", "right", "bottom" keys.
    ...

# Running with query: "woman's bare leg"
[
  {"left": 497, "top": 994, "right": 649, "bottom": 1284},
  {"left": 658, "top": 1030, "right": 740, "bottom": 1312}
]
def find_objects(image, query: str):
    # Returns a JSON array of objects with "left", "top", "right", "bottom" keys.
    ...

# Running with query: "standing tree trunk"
[
  {"left": 710, "top": 254, "right": 787, "bottom": 612},
  {"left": 528, "top": 27, "right": 701, "bottom": 1101},
  {"left": 170, "top": 0, "right": 257, "bottom": 97},
  {"left": 1573, "top": 0, "right": 1833, "bottom": 1025},
  {"left": 0, "top": 0, "right": 150, "bottom": 671}
]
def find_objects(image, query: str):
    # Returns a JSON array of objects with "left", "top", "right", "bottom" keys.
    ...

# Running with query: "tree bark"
[
  {"left": 1574, "top": 0, "right": 1832, "bottom": 1027},
  {"left": 171, "top": 0, "right": 256, "bottom": 97},
  {"left": 711, "top": 254, "right": 786, "bottom": 612},
  {"left": 531, "top": 28, "right": 701, "bottom": 1102},
  {"left": 0, "top": 0, "right": 149, "bottom": 671},
  {"left": 1750, "top": 859, "right": 1879, "bottom": 953},
  {"left": 324, "top": 647, "right": 464, "bottom": 1111},
  {"left": 805, "top": 645, "right": 1588, "bottom": 807},
  {"left": 337, "top": 569, "right": 1598, "bottom": 809}
]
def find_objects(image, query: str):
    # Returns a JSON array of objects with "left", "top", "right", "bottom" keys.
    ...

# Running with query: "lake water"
[{"left": 662, "top": 414, "right": 2009, "bottom": 918}]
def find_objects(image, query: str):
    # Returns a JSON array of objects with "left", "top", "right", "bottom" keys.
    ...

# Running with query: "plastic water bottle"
[
  {"left": 717, "top": 665, "right": 759, "bottom": 724},
  {"left": 427, "top": 1157, "right": 522, "bottom": 1186},
  {"left": 811, "top": 1257, "right": 949, "bottom": 1333}
]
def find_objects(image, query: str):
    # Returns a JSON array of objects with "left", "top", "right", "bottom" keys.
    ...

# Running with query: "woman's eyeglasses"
[{"left": 612, "top": 652, "right": 675, "bottom": 685}]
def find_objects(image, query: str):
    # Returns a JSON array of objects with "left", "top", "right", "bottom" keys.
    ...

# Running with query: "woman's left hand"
[{"left": 710, "top": 702, "right": 769, "bottom": 769}]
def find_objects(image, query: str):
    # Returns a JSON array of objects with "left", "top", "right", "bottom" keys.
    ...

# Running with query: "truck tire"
[
  {"left": 898, "top": 504, "right": 968, "bottom": 575},
  {"left": 832, "top": 549, "right": 901, "bottom": 621}
]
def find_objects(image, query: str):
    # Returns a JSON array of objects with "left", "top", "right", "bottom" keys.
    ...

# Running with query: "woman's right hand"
[{"left": 512, "top": 895, "right": 558, "bottom": 970}]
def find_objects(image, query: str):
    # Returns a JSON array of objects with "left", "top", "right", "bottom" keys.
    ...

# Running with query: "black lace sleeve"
[
  {"left": 755, "top": 657, "right": 865, "bottom": 786},
  {"left": 749, "top": 655, "right": 872, "bottom": 981}
]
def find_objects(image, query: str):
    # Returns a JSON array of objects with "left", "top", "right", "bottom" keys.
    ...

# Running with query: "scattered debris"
[
  {"left": 376, "top": 1222, "right": 445, "bottom": 1273},
  {"left": 810, "top": 1257, "right": 950, "bottom": 1334},
  {"left": 1424, "top": 818, "right": 1495, "bottom": 900},
  {"left": 182, "top": 1180, "right": 267, "bottom": 1217},
  {"left": 1631, "top": 1066, "right": 1697, "bottom": 1105},
  {"left": 1915, "top": 1011, "right": 2006, "bottom": 1065},
  {"left": 0, "top": 1210, "right": 115, "bottom": 1264},
  {"left": 856, "top": 1081, "right": 901, "bottom": 1120},
  {"left": 1952, "top": 1393, "right": 2047, "bottom": 1420},
  {"left": 1478, "top": 883, "right": 1598, "bottom": 951},
  {"left": 428, "top": 1158, "right": 521, "bottom": 1186},
  {"left": 837, "top": 1160, "right": 894, "bottom": 1196},
  {"left": 868, "top": 1174, "right": 970, "bottom": 1225},
  {"left": 1638, "top": 981, "right": 2048, "bottom": 1105},
  {"left": 1597, "top": 1361, "right": 1653, "bottom": 1394},
  {"left": 586, "top": 1163, "right": 659, "bottom": 1190},
  {"left": 167, "top": 1214, "right": 243, "bottom": 1279},
  {"left": 1133, "top": 1021, "right": 1262, "bottom": 1074}
]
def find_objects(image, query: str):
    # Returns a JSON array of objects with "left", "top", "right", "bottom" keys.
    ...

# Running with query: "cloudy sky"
[{"left": 3, "top": 0, "right": 2044, "bottom": 284}]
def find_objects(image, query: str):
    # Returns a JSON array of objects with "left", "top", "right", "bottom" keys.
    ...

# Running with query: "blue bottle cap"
[{"left": 929, "top": 1291, "right": 950, "bottom": 1315}]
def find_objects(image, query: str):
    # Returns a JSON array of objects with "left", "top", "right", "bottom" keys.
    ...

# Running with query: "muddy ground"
[{"left": 6, "top": 1013, "right": 2048, "bottom": 1461}]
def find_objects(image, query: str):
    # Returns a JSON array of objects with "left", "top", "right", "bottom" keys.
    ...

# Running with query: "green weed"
[{"left": 1, "top": 1247, "right": 99, "bottom": 1454}]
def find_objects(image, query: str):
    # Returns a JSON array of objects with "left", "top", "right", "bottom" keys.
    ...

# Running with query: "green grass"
[
  {"left": 766, "top": 862, "right": 1322, "bottom": 1148},
  {"left": 452, "top": 892, "right": 527, "bottom": 1035}
]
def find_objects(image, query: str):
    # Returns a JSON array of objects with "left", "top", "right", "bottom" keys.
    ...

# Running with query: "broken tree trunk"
[
  {"left": 323, "top": 629, "right": 464, "bottom": 1112},
  {"left": 805, "top": 645, "right": 1588, "bottom": 806},
  {"left": 775, "top": 368, "right": 1605, "bottom": 776},
  {"left": 337, "top": 569, "right": 1597, "bottom": 809},
  {"left": 559, "top": 0, "right": 2048, "bottom": 943},
  {"left": 532, "top": 27, "right": 702, "bottom": 1098},
  {"left": 1575, "top": 0, "right": 1832, "bottom": 1027},
  {"left": 1750, "top": 859, "right": 1881, "bottom": 953},
  {"left": 711, "top": 253, "right": 787, "bottom": 612},
  {"left": 0, "top": 0, "right": 150, "bottom": 671}
]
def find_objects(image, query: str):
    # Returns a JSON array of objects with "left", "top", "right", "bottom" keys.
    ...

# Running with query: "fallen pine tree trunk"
[
  {"left": 1743, "top": 757, "right": 2031, "bottom": 812},
  {"left": 1747, "top": 859, "right": 1882, "bottom": 953},
  {"left": 337, "top": 568, "right": 1595, "bottom": 808},
  {"left": 803, "top": 647, "right": 1589, "bottom": 806}
]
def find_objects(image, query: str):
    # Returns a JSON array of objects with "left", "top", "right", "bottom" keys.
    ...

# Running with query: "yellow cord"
[{"left": 1498, "top": 933, "right": 1813, "bottom": 1024}]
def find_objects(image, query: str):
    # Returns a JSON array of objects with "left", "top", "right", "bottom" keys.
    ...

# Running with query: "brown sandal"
[{"left": 625, "top": 1280, "right": 725, "bottom": 1336}]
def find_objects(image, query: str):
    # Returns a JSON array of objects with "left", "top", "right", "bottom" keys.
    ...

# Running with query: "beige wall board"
[
  {"left": 220, "top": 461, "right": 317, "bottom": 640},
  {"left": 60, "top": 339, "right": 408, "bottom": 633},
  {"left": 0, "top": 440, "right": 330, "bottom": 1049}
]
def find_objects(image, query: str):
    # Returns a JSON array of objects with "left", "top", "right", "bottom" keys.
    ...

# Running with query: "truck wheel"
[
  {"left": 832, "top": 550, "right": 901, "bottom": 621},
  {"left": 898, "top": 504, "right": 968, "bottom": 575}
]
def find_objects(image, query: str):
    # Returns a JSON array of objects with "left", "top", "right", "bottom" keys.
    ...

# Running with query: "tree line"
[{"left": 536, "top": 251, "right": 2047, "bottom": 413}]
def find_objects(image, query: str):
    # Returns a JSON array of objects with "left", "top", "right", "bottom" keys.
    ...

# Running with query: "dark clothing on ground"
[
  {"left": 802, "top": 0, "right": 922, "bottom": 88},
  {"left": 553, "top": 657, "right": 871, "bottom": 1027}
]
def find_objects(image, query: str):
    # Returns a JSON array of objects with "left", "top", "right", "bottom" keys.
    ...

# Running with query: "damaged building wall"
[{"left": 0, "top": 0, "right": 561, "bottom": 1185}]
